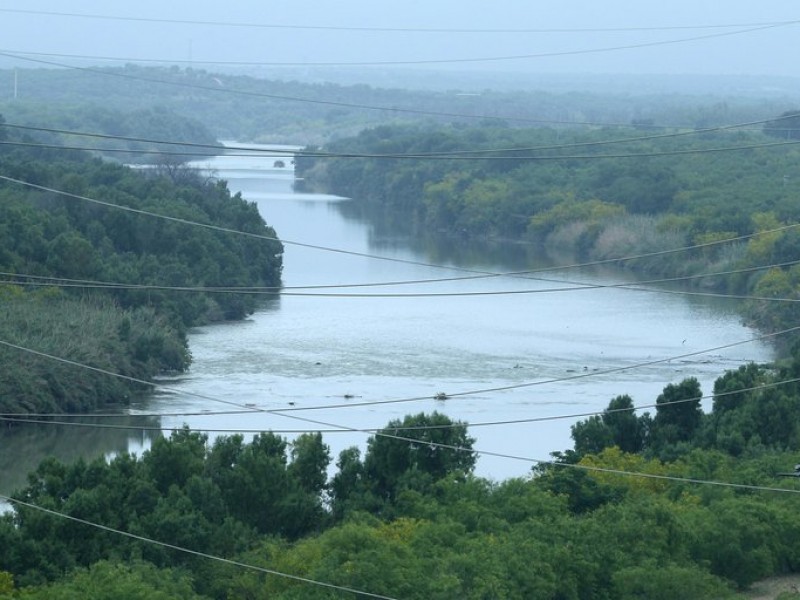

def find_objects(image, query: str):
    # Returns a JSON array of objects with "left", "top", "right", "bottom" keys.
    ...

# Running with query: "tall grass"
[
  {"left": 0, "top": 289, "right": 189, "bottom": 414},
  {"left": 548, "top": 214, "right": 747, "bottom": 284}
]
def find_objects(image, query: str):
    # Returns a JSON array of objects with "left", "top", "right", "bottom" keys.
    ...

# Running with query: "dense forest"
[
  {"left": 0, "top": 116, "right": 283, "bottom": 415},
  {"left": 296, "top": 116, "right": 800, "bottom": 346}
]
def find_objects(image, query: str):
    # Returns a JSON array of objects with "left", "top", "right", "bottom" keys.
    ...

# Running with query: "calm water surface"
[{"left": 0, "top": 147, "right": 774, "bottom": 497}]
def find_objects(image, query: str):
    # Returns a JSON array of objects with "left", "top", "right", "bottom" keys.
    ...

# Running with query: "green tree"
[
  {"left": 571, "top": 415, "right": 613, "bottom": 456},
  {"left": 288, "top": 433, "right": 330, "bottom": 495},
  {"left": 650, "top": 378, "right": 703, "bottom": 452},
  {"left": 329, "top": 446, "right": 383, "bottom": 520},
  {"left": 45, "top": 232, "right": 98, "bottom": 279},
  {"left": 683, "top": 498, "right": 781, "bottom": 589},
  {"left": 571, "top": 394, "right": 644, "bottom": 457},
  {"left": 144, "top": 429, "right": 207, "bottom": 495},
  {"left": 604, "top": 394, "right": 644, "bottom": 453},
  {"left": 363, "top": 412, "right": 476, "bottom": 502}
]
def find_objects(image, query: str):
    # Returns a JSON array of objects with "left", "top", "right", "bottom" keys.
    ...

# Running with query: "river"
[{"left": 0, "top": 146, "right": 775, "bottom": 498}]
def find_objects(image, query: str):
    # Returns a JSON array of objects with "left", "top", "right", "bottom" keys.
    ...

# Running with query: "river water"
[{"left": 0, "top": 147, "right": 775, "bottom": 497}]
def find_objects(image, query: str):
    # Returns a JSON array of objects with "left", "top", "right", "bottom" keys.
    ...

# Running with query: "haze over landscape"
[
  {"left": 2, "top": 1, "right": 799, "bottom": 82},
  {"left": 3, "top": 1, "right": 800, "bottom": 599}
]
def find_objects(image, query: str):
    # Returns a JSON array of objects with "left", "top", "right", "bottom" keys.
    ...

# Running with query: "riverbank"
[{"left": 296, "top": 122, "right": 800, "bottom": 355}]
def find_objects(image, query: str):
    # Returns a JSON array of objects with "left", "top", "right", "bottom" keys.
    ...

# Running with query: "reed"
[{"left": 0, "top": 290, "right": 188, "bottom": 414}]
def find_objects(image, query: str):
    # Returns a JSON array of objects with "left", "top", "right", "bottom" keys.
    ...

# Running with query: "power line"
[
  {"left": 296, "top": 138, "right": 800, "bottom": 160},
  {"left": 1, "top": 160, "right": 795, "bottom": 414},
  {"left": 6, "top": 127, "right": 800, "bottom": 161},
  {"left": 4, "top": 408, "right": 800, "bottom": 600},
  {"left": 272, "top": 326, "right": 797, "bottom": 413},
  {"left": 0, "top": 172, "right": 758, "bottom": 281},
  {"left": 0, "top": 53, "right": 783, "bottom": 130},
  {"left": 4, "top": 115, "right": 796, "bottom": 159},
  {"left": 1, "top": 8, "right": 794, "bottom": 34},
  {"left": 216, "top": 395, "right": 800, "bottom": 495},
  {"left": 0, "top": 169, "right": 797, "bottom": 283},
  {"left": 1, "top": 123, "right": 247, "bottom": 153},
  {"left": 3, "top": 171, "right": 800, "bottom": 303},
  {"left": 1, "top": 335, "right": 796, "bottom": 594},
  {"left": 0, "top": 323, "right": 793, "bottom": 419},
  {"left": 2, "top": 21, "right": 797, "bottom": 68},
  {"left": 4, "top": 373, "right": 799, "bottom": 433},
  {"left": 3, "top": 131, "right": 790, "bottom": 163},
  {"left": 3, "top": 329, "right": 799, "bottom": 497},
  {"left": 4, "top": 352, "right": 800, "bottom": 498},
  {"left": 0, "top": 494, "right": 401, "bottom": 600},
  {"left": 0, "top": 139, "right": 309, "bottom": 160},
  {"left": 3, "top": 431, "right": 799, "bottom": 600},
  {"left": 3, "top": 448, "right": 800, "bottom": 582},
  {"left": 0, "top": 176, "right": 788, "bottom": 448},
  {"left": 0, "top": 51, "right": 522, "bottom": 125},
  {"left": 4, "top": 258, "right": 800, "bottom": 303},
  {"left": 4, "top": 421, "right": 800, "bottom": 496},
  {"left": 1, "top": 17, "right": 798, "bottom": 562}
]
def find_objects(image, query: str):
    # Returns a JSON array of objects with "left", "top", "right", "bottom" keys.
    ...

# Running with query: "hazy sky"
[{"left": 1, "top": 1, "right": 799, "bottom": 79}]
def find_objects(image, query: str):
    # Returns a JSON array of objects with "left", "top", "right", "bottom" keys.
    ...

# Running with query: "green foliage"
[
  {"left": 6, "top": 414, "right": 800, "bottom": 598},
  {"left": 0, "top": 121, "right": 283, "bottom": 414},
  {"left": 0, "top": 126, "right": 282, "bottom": 326},
  {"left": 702, "top": 360, "right": 800, "bottom": 454},
  {"left": 10, "top": 561, "right": 206, "bottom": 599},
  {"left": 571, "top": 415, "right": 614, "bottom": 457},
  {"left": 650, "top": 377, "right": 704, "bottom": 453},
  {"left": 682, "top": 497, "right": 785, "bottom": 588},
  {"left": 0, "top": 295, "right": 186, "bottom": 413},
  {"left": 534, "top": 460, "right": 621, "bottom": 514},
  {"left": 612, "top": 563, "right": 737, "bottom": 599},
  {"left": 0, "top": 428, "right": 333, "bottom": 589},
  {"left": 0, "top": 571, "right": 12, "bottom": 595},
  {"left": 603, "top": 394, "right": 645, "bottom": 454},
  {"left": 571, "top": 394, "right": 645, "bottom": 457},
  {"left": 329, "top": 413, "right": 476, "bottom": 520},
  {"left": 365, "top": 412, "right": 476, "bottom": 500},
  {"left": 570, "top": 353, "right": 800, "bottom": 462},
  {"left": 289, "top": 432, "right": 331, "bottom": 495},
  {"left": 8, "top": 81, "right": 800, "bottom": 598}
]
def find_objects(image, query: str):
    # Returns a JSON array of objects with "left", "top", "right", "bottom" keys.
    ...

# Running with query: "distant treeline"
[
  {"left": 1, "top": 102, "right": 221, "bottom": 164},
  {"left": 1, "top": 65, "right": 796, "bottom": 145},
  {"left": 0, "top": 116, "right": 283, "bottom": 414}
]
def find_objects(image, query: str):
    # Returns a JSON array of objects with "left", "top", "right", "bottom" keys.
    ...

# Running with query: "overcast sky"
[{"left": 1, "top": 1, "right": 799, "bottom": 79}]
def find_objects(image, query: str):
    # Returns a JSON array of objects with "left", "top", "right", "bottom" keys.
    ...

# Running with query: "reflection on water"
[
  {"left": 0, "top": 414, "right": 163, "bottom": 500},
  {"left": 336, "top": 200, "right": 556, "bottom": 271}
]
